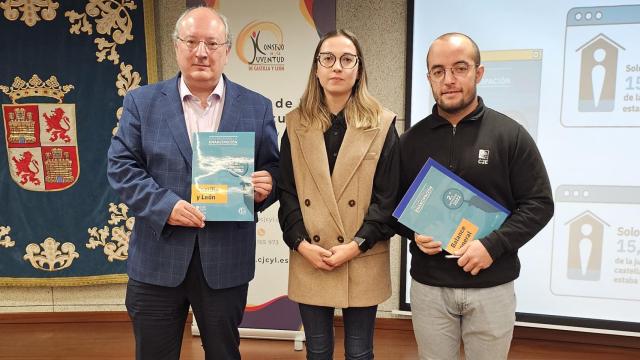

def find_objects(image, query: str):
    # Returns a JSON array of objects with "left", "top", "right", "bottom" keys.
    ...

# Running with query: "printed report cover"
[
  {"left": 191, "top": 132, "right": 254, "bottom": 221},
  {"left": 393, "top": 158, "right": 510, "bottom": 254}
]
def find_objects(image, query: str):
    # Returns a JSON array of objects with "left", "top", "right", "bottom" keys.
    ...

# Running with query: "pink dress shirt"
[{"left": 179, "top": 76, "right": 225, "bottom": 144}]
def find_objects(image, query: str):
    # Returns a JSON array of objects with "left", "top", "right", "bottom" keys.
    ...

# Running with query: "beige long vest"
[{"left": 285, "top": 108, "right": 395, "bottom": 308}]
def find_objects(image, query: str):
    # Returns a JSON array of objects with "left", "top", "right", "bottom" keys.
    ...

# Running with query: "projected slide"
[
  {"left": 478, "top": 50, "right": 542, "bottom": 139},
  {"left": 551, "top": 185, "right": 640, "bottom": 300},
  {"left": 407, "top": 0, "right": 640, "bottom": 331},
  {"left": 561, "top": 5, "right": 640, "bottom": 126}
]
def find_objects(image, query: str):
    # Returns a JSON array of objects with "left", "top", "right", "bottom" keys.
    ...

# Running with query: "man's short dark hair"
[{"left": 426, "top": 32, "right": 480, "bottom": 68}]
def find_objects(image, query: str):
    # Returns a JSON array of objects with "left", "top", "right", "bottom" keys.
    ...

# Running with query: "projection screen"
[{"left": 402, "top": 0, "right": 640, "bottom": 334}]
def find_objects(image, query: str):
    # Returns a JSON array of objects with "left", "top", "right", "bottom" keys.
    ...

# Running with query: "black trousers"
[{"left": 125, "top": 243, "right": 249, "bottom": 360}]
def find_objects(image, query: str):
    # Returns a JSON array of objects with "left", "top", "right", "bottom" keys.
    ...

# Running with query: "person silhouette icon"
[
  {"left": 591, "top": 48, "right": 607, "bottom": 109},
  {"left": 578, "top": 223, "right": 593, "bottom": 276},
  {"left": 576, "top": 34, "right": 622, "bottom": 113}
]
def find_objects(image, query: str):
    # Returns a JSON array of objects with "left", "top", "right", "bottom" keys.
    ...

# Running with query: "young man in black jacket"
[{"left": 397, "top": 33, "right": 554, "bottom": 360}]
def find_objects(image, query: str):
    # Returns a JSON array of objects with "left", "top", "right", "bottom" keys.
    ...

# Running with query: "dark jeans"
[
  {"left": 299, "top": 303, "right": 378, "bottom": 360},
  {"left": 125, "top": 243, "right": 248, "bottom": 360}
]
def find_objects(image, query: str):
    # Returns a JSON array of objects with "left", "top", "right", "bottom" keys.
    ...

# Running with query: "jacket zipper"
[{"left": 449, "top": 124, "right": 457, "bottom": 170}]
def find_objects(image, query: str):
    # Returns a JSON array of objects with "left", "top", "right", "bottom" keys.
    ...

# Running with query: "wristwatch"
[{"left": 353, "top": 236, "right": 370, "bottom": 252}]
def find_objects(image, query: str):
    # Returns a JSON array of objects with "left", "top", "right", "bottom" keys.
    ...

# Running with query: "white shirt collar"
[{"left": 178, "top": 76, "right": 224, "bottom": 104}]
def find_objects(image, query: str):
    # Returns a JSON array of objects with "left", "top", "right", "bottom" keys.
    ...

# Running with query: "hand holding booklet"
[
  {"left": 191, "top": 132, "right": 254, "bottom": 221},
  {"left": 393, "top": 158, "right": 510, "bottom": 254}
]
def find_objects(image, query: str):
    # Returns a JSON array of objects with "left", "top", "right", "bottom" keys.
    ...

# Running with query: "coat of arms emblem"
[{"left": 1, "top": 75, "right": 79, "bottom": 191}]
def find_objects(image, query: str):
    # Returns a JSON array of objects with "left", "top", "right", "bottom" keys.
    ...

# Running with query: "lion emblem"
[
  {"left": 43, "top": 107, "right": 71, "bottom": 143},
  {"left": 12, "top": 151, "right": 41, "bottom": 185}
]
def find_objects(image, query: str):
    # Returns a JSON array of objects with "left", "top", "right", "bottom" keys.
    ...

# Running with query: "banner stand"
[
  {"left": 192, "top": 319, "right": 305, "bottom": 351},
  {"left": 186, "top": 0, "right": 334, "bottom": 350}
]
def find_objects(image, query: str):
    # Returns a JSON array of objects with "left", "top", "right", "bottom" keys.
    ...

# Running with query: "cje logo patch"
[{"left": 478, "top": 149, "right": 490, "bottom": 165}]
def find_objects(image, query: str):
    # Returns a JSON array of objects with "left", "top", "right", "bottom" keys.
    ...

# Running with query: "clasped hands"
[
  {"left": 298, "top": 240, "right": 361, "bottom": 271},
  {"left": 167, "top": 171, "right": 273, "bottom": 227},
  {"left": 414, "top": 233, "right": 493, "bottom": 275}
]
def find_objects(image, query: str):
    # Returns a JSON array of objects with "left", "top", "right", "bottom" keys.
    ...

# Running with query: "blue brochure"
[
  {"left": 393, "top": 158, "right": 510, "bottom": 254},
  {"left": 191, "top": 132, "right": 254, "bottom": 221}
]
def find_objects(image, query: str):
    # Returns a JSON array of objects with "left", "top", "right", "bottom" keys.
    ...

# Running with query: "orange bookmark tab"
[{"left": 445, "top": 218, "right": 479, "bottom": 254}]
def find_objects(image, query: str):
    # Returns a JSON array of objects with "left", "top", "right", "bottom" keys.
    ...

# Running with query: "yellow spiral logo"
[{"left": 236, "top": 21, "right": 284, "bottom": 66}]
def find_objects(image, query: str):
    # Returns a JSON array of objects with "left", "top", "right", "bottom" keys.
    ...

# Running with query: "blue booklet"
[
  {"left": 191, "top": 132, "right": 254, "bottom": 221},
  {"left": 393, "top": 158, "right": 510, "bottom": 254}
]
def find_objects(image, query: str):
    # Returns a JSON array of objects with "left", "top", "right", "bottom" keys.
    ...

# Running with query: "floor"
[{"left": 0, "top": 321, "right": 638, "bottom": 359}]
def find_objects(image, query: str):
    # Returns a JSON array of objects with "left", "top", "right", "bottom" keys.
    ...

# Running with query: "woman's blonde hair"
[{"left": 298, "top": 29, "right": 382, "bottom": 130}]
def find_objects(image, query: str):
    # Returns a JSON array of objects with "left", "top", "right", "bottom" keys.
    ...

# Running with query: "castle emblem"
[{"left": 1, "top": 75, "right": 79, "bottom": 191}]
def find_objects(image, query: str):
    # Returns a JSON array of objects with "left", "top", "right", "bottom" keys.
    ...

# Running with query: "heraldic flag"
[{"left": 0, "top": 0, "right": 156, "bottom": 285}]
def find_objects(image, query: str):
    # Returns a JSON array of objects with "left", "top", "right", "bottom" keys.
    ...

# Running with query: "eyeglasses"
[
  {"left": 428, "top": 63, "right": 477, "bottom": 81},
  {"left": 176, "top": 37, "right": 229, "bottom": 51},
  {"left": 317, "top": 52, "right": 359, "bottom": 69}
]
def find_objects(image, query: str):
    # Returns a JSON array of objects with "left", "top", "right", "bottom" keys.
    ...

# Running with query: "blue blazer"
[{"left": 107, "top": 75, "right": 279, "bottom": 288}]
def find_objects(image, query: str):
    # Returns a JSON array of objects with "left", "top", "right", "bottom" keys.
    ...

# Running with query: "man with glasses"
[
  {"left": 107, "top": 6, "right": 279, "bottom": 360},
  {"left": 395, "top": 33, "right": 553, "bottom": 359}
]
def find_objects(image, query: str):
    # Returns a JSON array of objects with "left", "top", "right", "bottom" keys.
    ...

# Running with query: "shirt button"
[
  {"left": 333, "top": 152, "right": 338, "bottom": 157},
  {"left": 333, "top": 131, "right": 338, "bottom": 136},
  {"left": 313, "top": 235, "right": 320, "bottom": 242},
  {"left": 337, "top": 236, "right": 344, "bottom": 243},
  {"left": 348, "top": 200, "right": 356, "bottom": 207},
  {"left": 304, "top": 199, "right": 311, "bottom": 206}
]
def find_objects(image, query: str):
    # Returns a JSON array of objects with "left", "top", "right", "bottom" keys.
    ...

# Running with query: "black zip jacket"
[{"left": 395, "top": 97, "right": 554, "bottom": 288}]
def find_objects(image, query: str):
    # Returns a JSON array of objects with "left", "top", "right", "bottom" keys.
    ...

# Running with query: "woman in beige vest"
[{"left": 278, "top": 29, "right": 399, "bottom": 360}]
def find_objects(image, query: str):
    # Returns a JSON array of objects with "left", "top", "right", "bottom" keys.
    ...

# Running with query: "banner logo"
[
  {"left": 1, "top": 75, "right": 79, "bottom": 191},
  {"left": 236, "top": 21, "right": 286, "bottom": 72}
]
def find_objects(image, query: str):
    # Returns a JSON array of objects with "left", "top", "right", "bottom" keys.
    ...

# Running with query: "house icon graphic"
[
  {"left": 576, "top": 33, "right": 624, "bottom": 112},
  {"left": 565, "top": 210, "right": 608, "bottom": 281}
]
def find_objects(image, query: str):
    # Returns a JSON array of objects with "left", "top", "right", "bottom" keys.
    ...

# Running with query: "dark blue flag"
[{"left": 0, "top": 0, "right": 156, "bottom": 285}]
